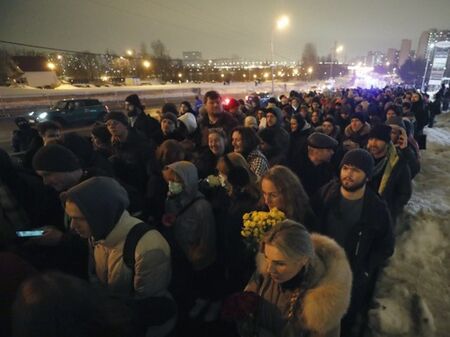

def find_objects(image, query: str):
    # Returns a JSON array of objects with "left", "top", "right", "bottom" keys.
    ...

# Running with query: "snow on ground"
[{"left": 368, "top": 112, "right": 450, "bottom": 337}]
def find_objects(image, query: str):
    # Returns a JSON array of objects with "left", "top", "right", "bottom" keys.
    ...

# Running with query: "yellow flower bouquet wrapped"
[{"left": 241, "top": 208, "right": 286, "bottom": 252}]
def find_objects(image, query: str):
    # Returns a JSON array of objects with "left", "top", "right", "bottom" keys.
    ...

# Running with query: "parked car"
[
  {"left": 28, "top": 99, "right": 109, "bottom": 127},
  {"left": 245, "top": 92, "right": 271, "bottom": 107}
]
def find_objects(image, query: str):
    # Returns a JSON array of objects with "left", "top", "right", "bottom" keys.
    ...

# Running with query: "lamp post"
[
  {"left": 330, "top": 43, "right": 343, "bottom": 79},
  {"left": 421, "top": 43, "right": 435, "bottom": 92},
  {"left": 271, "top": 15, "right": 289, "bottom": 95}
]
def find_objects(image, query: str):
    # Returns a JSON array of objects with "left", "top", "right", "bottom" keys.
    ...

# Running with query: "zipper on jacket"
[{"left": 355, "top": 231, "right": 362, "bottom": 256}]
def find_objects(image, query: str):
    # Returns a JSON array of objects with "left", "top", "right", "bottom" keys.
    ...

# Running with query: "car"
[
  {"left": 245, "top": 92, "right": 271, "bottom": 107},
  {"left": 28, "top": 99, "right": 109, "bottom": 127}
]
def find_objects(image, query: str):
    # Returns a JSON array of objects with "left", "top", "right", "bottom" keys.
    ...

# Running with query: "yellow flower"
[{"left": 243, "top": 213, "right": 250, "bottom": 221}]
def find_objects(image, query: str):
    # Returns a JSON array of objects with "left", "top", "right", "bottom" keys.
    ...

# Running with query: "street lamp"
[
  {"left": 142, "top": 60, "right": 151, "bottom": 69},
  {"left": 330, "top": 43, "right": 343, "bottom": 79},
  {"left": 421, "top": 43, "right": 435, "bottom": 92},
  {"left": 126, "top": 49, "right": 133, "bottom": 56},
  {"left": 47, "top": 62, "right": 56, "bottom": 70},
  {"left": 271, "top": 15, "right": 289, "bottom": 95}
]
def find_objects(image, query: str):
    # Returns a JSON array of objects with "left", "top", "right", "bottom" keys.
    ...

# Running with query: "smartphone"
[{"left": 16, "top": 230, "right": 44, "bottom": 238}]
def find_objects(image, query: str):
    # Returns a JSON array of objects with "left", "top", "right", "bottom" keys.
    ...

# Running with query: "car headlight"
[
  {"left": 38, "top": 112, "right": 48, "bottom": 119},
  {"left": 28, "top": 111, "right": 35, "bottom": 116}
]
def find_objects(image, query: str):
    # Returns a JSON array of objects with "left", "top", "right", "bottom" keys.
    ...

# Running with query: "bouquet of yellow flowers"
[{"left": 241, "top": 208, "right": 286, "bottom": 252}]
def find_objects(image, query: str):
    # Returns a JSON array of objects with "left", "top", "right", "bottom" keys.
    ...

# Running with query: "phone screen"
[{"left": 16, "top": 230, "right": 44, "bottom": 238}]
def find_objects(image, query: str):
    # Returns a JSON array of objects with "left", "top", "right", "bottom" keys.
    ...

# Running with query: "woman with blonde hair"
[
  {"left": 245, "top": 220, "right": 352, "bottom": 337},
  {"left": 261, "top": 165, "right": 317, "bottom": 231}
]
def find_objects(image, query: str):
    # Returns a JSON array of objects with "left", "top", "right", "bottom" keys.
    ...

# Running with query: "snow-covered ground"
[{"left": 368, "top": 112, "right": 450, "bottom": 337}]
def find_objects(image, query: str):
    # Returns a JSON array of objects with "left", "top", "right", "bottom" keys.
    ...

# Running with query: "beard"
[{"left": 340, "top": 177, "right": 366, "bottom": 192}]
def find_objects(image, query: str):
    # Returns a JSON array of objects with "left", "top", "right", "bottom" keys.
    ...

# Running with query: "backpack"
[{"left": 122, "top": 222, "right": 176, "bottom": 328}]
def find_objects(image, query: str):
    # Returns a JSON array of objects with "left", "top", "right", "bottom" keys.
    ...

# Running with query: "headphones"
[{"left": 222, "top": 154, "right": 250, "bottom": 188}]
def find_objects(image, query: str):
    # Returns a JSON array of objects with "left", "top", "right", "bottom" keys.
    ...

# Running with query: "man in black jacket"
[
  {"left": 125, "top": 94, "right": 161, "bottom": 143},
  {"left": 367, "top": 124, "right": 412, "bottom": 222},
  {"left": 293, "top": 132, "right": 338, "bottom": 197},
  {"left": 311, "top": 149, "right": 395, "bottom": 337}
]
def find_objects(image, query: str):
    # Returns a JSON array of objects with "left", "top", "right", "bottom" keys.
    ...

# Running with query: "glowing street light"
[
  {"left": 178, "top": 73, "right": 183, "bottom": 78},
  {"left": 142, "top": 60, "right": 151, "bottom": 69},
  {"left": 47, "top": 62, "right": 56, "bottom": 70},
  {"left": 57, "top": 54, "right": 63, "bottom": 60},
  {"left": 126, "top": 49, "right": 133, "bottom": 56},
  {"left": 276, "top": 15, "right": 289, "bottom": 30},
  {"left": 330, "top": 43, "right": 344, "bottom": 78},
  {"left": 271, "top": 15, "right": 290, "bottom": 94},
  {"left": 307, "top": 67, "right": 313, "bottom": 74}
]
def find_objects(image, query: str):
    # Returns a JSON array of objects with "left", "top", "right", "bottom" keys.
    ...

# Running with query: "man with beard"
[
  {"left": 367, "top": 124, "right": 412, "bottom": 222},
  {"left": 199, "top": 90, "right": 238, "bottom": 147},
  {"left": 124, "top": 94, "right": 161, "bottom": 143},
  {"left": 311, "top": 149, "right": 394, "bottom": 337}
]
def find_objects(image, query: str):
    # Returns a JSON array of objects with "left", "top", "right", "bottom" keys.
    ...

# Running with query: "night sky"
[{"left": 0, "top": 0, "right": 449, "bottom": 60}]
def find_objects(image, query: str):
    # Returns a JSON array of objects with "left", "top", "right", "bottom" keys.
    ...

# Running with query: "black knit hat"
[
  {"left": 161, "top": 112, "right": 178, "bottom": 125},
  {"left": 350, "top": 112, "right": 365, "bottom": 124},
  {"left": 33, "top": 144, "right": 81, "bottom": 172},
  {"left": 368, "top": 124, "right": 391, "bottom": 143},
  {"left": 340, "top": 149, "right": 374, "bottom": 178},
  {"left": 125, "top": 94, "right": 143, "bottom": 109},
  {"left": 104, "top": 111, "right": 129, "bottom": 126}
]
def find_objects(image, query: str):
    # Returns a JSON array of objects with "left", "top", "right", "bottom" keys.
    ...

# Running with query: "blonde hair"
[{"left": 263, "top": 219, "right": 314, "bottom": 260}]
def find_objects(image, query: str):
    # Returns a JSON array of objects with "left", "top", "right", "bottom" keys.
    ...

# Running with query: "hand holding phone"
[{"left": 16, "top": 230, "right": 44, "bottom": 238}]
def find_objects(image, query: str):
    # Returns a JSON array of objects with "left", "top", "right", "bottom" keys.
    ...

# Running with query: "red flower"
[
  {"left": 161, "top": 213, "right": 176, "bottom": 227},
  {"left": 221, "top": 291, "right": 260, "bottom": 321}
]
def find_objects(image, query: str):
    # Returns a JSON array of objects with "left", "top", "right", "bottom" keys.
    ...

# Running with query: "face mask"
[
  {"left": 218, "top": 174, "right": 227, "bottom": 187},
  {"left": 168, "top": 181, "right": 183, "bottom": 195}
]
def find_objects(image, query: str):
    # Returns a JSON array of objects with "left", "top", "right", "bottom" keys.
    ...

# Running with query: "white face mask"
[
  {"left": 218, "top": 174, "right": 227, "bottom": 187},
  {"left": 168, "top": 181, "right": 183, "bottom": 195}
]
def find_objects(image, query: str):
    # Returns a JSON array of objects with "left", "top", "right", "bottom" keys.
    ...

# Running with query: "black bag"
[{"left": 123, "top": 222, "right": 176, "bottom": 328}]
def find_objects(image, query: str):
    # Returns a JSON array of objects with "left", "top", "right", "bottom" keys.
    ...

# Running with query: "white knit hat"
[{"left": 178, "top": 112, "right": 197, "bottom": 135}]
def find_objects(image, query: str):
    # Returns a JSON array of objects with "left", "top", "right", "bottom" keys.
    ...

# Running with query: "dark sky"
[{"left": 0, "top": 0, "right": 449, "bottom": 61}]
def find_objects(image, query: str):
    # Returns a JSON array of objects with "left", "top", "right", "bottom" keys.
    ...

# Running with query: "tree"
[
  {"left": 301, "top": 43, "right": 318, "bottom": 67},
  {"left": 398, "top": 58, "right": 426, "bottom": 86},
  {"left": 301, "top": 43, "right": 318, "bottom": 79},
  {"left": 151, "top": 40, "right": 171, "bottom": 81}
]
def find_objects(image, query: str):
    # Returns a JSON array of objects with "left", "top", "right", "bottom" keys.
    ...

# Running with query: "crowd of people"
[{"left": 1, "top": 84, "right": 446, "bottom": 337}]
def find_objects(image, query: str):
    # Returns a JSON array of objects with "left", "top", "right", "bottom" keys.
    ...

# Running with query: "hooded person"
[
  {"left": 343, "top": 112, "right": 371, "bottom": 151},
  {"left": 11, "top": 117, "right": 39, "bottom": 153},
  {"left": 64, "top": 176, "right": 175, "bottom": 337},
  {"left": 287, "top": 114, "right": 314, "bottom": 171},
  {"left": 162, "top": 161, "right": 220, "bottom": 322},
  {"left": 124, "top": 94, "right": 161, "bottom": 143}
]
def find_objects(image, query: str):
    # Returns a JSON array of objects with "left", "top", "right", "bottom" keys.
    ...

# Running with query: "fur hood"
[
  {"left": 344, "top": 122, "right": 371, "bottom": 138},
  {"left": 256, "top": 233, "right": 352, "bottom": 335}
]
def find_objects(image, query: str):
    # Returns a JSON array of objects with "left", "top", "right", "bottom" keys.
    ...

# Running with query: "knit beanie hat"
[
  {"left": 368, "top": 124, "right": 391, "bottom": 143},
  {"left": 104, "top": 111, "right": 129, "bottom": 126},
  {"left": 33, "top": 144, "right": 81, "bottom": 172},
  {"left": 340, "top": 149, "right": 374, "bottom": 178},
  {"left": 350, "top": 112, "right": 365, "bottom": 124},
  {"left": 161, "top": 112, "right": 178, "bottom": 125},
  {"left": 125, "top": 94, "right": 143, "bottom": 109}
]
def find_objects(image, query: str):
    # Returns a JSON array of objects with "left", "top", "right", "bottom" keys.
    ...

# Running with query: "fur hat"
[
  {"left": 340, "top": 149, "right": 374, "bottom": 178},
  {"left": 33, "top": 144, "right": 81, "bottom": 172},
  {"left": 104, "top": 111, "right": 128, "bottom": 126},
  {"left": 368, "top": 124, "right": 392, "bottom": 143}
]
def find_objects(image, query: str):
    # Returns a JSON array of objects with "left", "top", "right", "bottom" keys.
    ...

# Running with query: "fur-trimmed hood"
[{"left": 255, "top": 233, "right": 352, "bottom": 336}]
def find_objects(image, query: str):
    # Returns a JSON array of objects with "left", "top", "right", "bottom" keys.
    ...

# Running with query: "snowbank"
[{"left": 368, "top": 112, "right": 450, "bottom": 337}]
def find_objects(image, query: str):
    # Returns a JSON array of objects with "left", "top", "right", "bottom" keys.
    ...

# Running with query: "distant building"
[
  {"left": 422, "top": 30, "right": 450, "bottom": 91},
  {"left": 12, "top": 56, "right": 59, "bottom": 88},
  {"left": 182, "top": 51, "right": 203, "bottom": 66},
  {"left": 366, "top": 51, "right": 385, "bottom": 67},
  {"left": 386, "top": 48, "right": 399, "bottom": 66},
  {"left": 399, "top": 39, "right": 412, "bottom": 67},
  {"left": 417, "top": 30, "right": 433, "bottom": 60}
]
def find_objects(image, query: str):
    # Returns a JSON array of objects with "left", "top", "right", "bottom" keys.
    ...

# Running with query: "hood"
[
  {"left": 178, "top": 112, "right": 197, "bottom": 134},
  {"left": 167, "top": 161, "right": 199, "bottom": 197},
  {"left": 266, "top": 107, "right": 283, "bottom": 128},
  {"left": 65, "top": 177, "right": 129, "bottom": 241}
]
